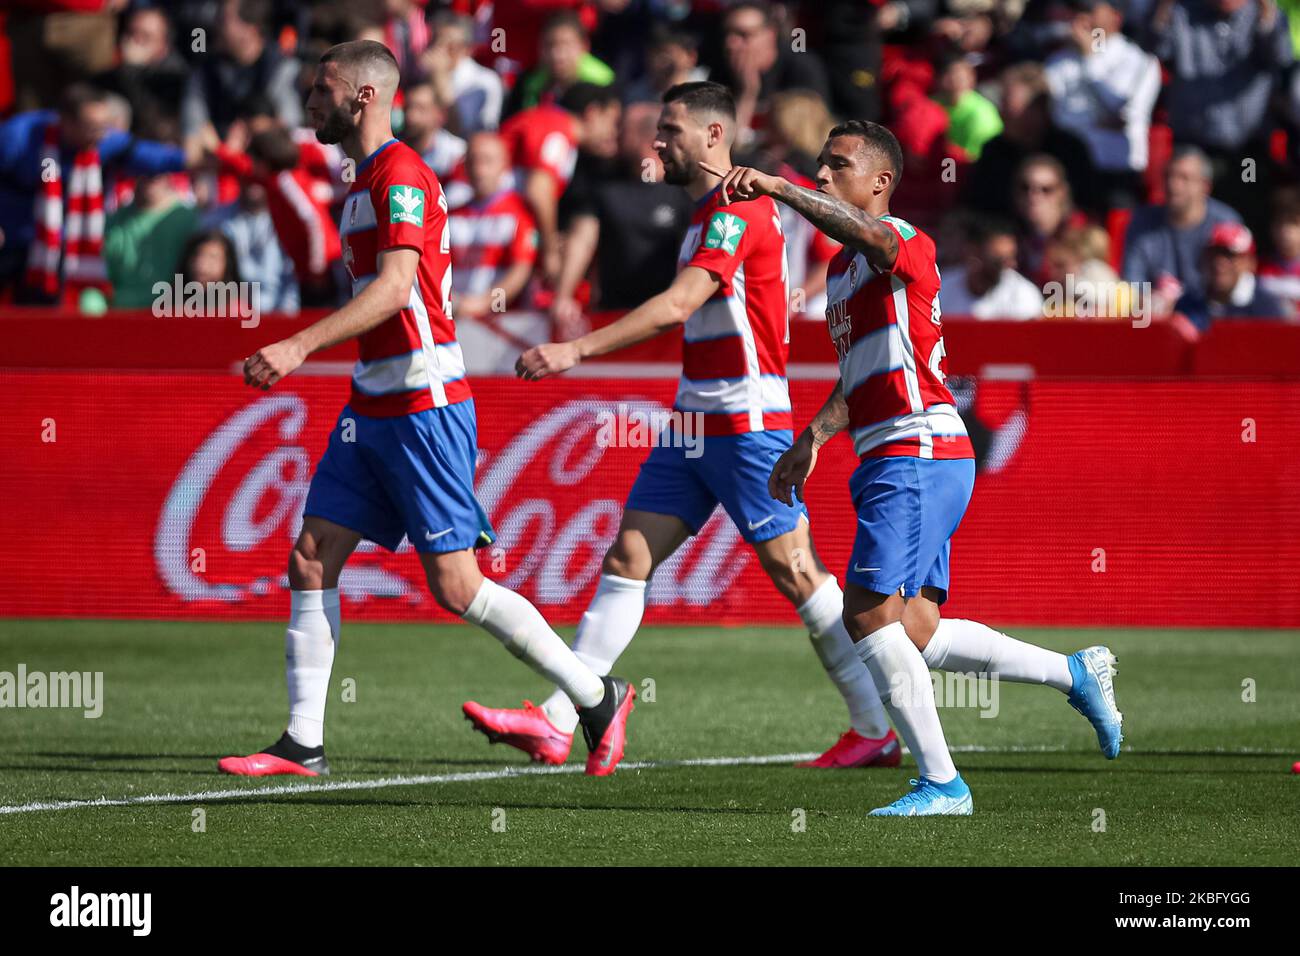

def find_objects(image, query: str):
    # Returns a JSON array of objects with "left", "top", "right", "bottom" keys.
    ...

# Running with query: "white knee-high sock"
[
  {"left": 541, "top": 573, "right": 647, "bottom": 733},
  {"left": 798, "top": 578, "right": 891, "bottom": 738},
  {"left": 285, "top": 588, "right": 341, "bottom": 749},
  {"left": 462, "top": 579, "right": 605, "bottom": 709},
  {"left": 854, "top": 622, "right": 958, "bottom": 784},
  {"left": 922, "top": 619, "right": 1072, "bottom": 692}
]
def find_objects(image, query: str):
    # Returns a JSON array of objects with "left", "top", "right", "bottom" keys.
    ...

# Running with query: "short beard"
[
  {"left": 315, "top": 108, "right": 353, "bottom": 146},
  {"left": 662, "top": 161, "right": 693, "bottom": 186}
]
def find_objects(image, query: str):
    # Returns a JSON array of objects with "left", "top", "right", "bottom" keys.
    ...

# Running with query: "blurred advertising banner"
[{"left": 3, "top": 372, "right": 1297, "bottom": 627}]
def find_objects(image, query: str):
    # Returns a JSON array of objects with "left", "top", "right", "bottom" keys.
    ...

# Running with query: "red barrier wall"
[{"left": 3, "top": 372, "right": 1297, "bottom": 627}]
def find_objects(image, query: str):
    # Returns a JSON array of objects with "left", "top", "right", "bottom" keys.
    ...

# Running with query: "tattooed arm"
[
  {"left": 698, "top": 160, "right": 898, "bottom": 272},
  {"left": 772, "top": 179, "right": 898, "bottom": 273}
]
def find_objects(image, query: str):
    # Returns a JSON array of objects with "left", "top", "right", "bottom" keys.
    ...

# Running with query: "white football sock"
[
  {"left": 798, "top": 578, "right": 891, "bottom": 738},
  {"left": 462, "top": 579, "right": 605, "bottom": 709},
  {"left": 285, "top": 588, "right": 341, "bottom": 749},
  {"left": 922, "top": 618, "right": 1072, "bottom": 692},
  {"left": 855, "top": 622, "right": 958, "bottom": 784},
  {"left": 541, "top": 573, "right": 647, "bottom": 733}
]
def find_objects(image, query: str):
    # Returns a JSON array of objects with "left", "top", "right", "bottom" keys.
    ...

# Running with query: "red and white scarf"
[{"left": 26, "top": 122, "right": 109, "bottom": 300}]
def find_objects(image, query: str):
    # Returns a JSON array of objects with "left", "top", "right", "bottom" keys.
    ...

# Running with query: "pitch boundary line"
[{"left": 0, "top": 744, "right": 1291, "bottom": 816}]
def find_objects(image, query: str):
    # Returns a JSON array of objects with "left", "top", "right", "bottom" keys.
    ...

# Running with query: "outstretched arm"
[
  {"left": 515, "top": 265, "right": 720, "bottom": 380},
  {"left": 698, "top": 160, "right": 898, "bottom": 273},
  {"left": 243, "top": 247, "right": 419, "bottom": 389},
  {"left": 768, "top": 379, "right": 849, "bottom": 505}
]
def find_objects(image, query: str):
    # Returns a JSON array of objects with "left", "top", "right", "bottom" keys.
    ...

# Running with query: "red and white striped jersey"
[
  {"left": 675, "top": 188, "right": 791, "bottom": 435},
  {"left": 449, "top": 189, "right": 538, "bottom": 296},
  {"left": 825, "top": 215, "right": 973, "bottom": 460},
  {"left": 339, "top": 139, "right": 469, "bottom": 417}
]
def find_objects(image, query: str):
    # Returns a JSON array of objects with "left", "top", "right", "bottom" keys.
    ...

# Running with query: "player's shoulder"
[
  {"left": 880, "top": 214, "right": 936, "bottom": 257},
  {"left": 878, "top": 214, "right": 927, "bottom": 244},
  {"left": 372, "top": 140, "right": 434, "bottom": 181}
]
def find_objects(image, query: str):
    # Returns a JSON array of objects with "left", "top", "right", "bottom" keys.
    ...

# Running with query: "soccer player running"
[
  {"left": 464, "top": 81, "right": 905, "bottom": 771},
  {"left": 218, "top": 41, "right": 634, "bottom": 779},
  {"left": 709, "top": 120, "right": 1123, "bottom": 814}
]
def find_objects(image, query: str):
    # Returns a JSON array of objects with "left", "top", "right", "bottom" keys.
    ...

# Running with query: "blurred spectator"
[
  {"left": 219, "top": 123, "right": 340, "bottom": 305},
  {"left": 7, "top": 0, "right": 119, "bottom": 114},
  {"left": 204, "top": 178, "right": 300, "bottom": 315},
  {"left": 941, "top": 219, "right": 1046, "bottom": 319},
  {"left": 1145, "top": 0, "right": 1293, "bottom": 232},
  {"left": 401, "top": 81, "right": 467, "bottom": 179},
  {"left": 1042, "top": 223, "right": 1130, "bottom": 317},
  {"left": 623, "top": 27, "right": 707, "bottom": 106},
  {"left": 95, "top": 7, "right": 189, "bottom": 138},
  {"left": 422, "top": 10, "right": 503, "bottom": 135},
  {"left": 103, "top": 171, "right": 199, "bottom": 309},
  {"left": 498, "top": 82, "right": 621, "bottom": 284},
  {"left": 1258, "top": 198, "right": 1300, "bottom": 313},
  {"left": 550, "top": 101, "right": 693, "bottom": 329},
  {"left": 179, "top": 228, "right": 242, "bottom": 292},
  {"left": 503, "top": 11, "right": 615, "bottom": 119},
  {"left": 0, "top": 83, "right": 190, "bottom": 304},
  {"left": 487, "top": 0, "right": 600, "bottom": 75},
  {"left": 966, "top": 63, "right": 1099, "bottom": 217},
  {"left": 1146, "top": 0, "right": 1292, "bottom": 153},
  {"left": 1012, "top": 154, "right": 1088, "bottom": 283},
  {"left": 808, "top": 0, "right": 888, "bottom": 121},
  {"left": 718, "top": 2, "right": 831, "bottom": 145},
  {"left": 377, "top": 0, "right": 432, "bottom": 88},
  {"left": 933, "top": 47, "right": 1003, "bottom": 162},
  {"left": 1122, "top": 146, "right": 1243, "bottom": 309},
  {"left": 762, "top": 90, "right": 841, "bottom": 316},
  {"left": 181, "top": 0, "right": 303, "bottom": 139},
  {"left": 1175, "top": 222, "right": 1288, "bottom": 328},
  {"left": 888, "top": 73, "right": 969, "bottom": 234},
  {"left": 448, "top": 132, "right": 538, "bottom": 320},
  {"left": 1044, "top": 0, "right": 1160, "bottom": 207}
]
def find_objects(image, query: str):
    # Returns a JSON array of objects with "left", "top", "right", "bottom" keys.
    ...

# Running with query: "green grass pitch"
[{"left": 1, "top": 619, "right": 1297, "bottom": 866}]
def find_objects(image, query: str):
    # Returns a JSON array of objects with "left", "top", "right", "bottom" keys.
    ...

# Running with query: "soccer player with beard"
[
  {"left": 463, "top": 81, "right": 905, "bottom": 771},
  {"left": 710, "top": 121, "right": 1123, "bottom": 814},
  {"left": 218, "top": 41, "right": 634, "bottom": 779}
]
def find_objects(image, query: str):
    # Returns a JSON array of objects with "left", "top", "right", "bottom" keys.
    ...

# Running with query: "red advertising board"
[{"left": 3, "top": 371, "right": 1297, "bottom": 627}]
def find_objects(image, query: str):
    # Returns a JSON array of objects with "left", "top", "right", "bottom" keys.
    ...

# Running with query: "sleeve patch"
[
  {"left": 880, "top": 215, "right": 916, "bottom": 240},
  {"left": 388, "top": 185, "right": 426, "bottom": 226},
  {"left": 702, "top": 211, "right": 747, "bottom": 255}
]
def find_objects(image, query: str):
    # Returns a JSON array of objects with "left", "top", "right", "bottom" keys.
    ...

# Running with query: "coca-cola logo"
[{"left": 155, "top": 394, "right": 751, "bottom": 608}]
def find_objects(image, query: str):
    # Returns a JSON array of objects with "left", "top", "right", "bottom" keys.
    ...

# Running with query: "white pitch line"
[
  {"left": 0, "top": 752, "right": 815, "bottom": 817},
  {"left": 0, "top": 744, "right": 1291, "bottom": 817}
]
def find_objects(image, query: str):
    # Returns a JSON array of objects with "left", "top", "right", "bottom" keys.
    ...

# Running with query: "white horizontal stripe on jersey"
[
  {"left": 841, "top": 324, "right": 903, "bottom": 396},
  {"left": 850, "top": 403, "right": 968, "bottom": 459},
  {"left": 352, "top": 341, "right": 466, "bottom": 397},
  {"left": 674, "top": 373, "right": 790, "bottom": 415},
  {"left": 682, "top": 295, "right": 743, "bottom": 342}
]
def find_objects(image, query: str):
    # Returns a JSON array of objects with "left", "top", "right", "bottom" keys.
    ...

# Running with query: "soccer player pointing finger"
[{"left": 760, "top": 121, "right": 1123, "bottom": 815}]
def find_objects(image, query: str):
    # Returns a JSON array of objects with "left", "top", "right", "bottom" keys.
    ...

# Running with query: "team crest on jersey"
[
  {"left": 703, "top": 212, "right": 746, "bottom": 255},
  {"left": 389, "top": 185, "right": 425, "bottom": 226}
]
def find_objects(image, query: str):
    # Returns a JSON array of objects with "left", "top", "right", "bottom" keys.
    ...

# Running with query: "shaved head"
[{"left": 320, "top": 40, "right": 400, "bottom": 97}]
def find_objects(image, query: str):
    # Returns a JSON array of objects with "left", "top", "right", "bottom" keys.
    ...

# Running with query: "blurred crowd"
[{"left": 3, "top": 0, "right": 1300, "bottom": 331}]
